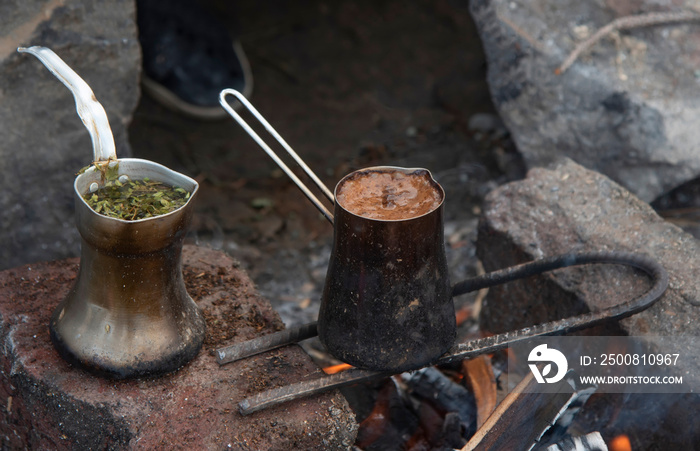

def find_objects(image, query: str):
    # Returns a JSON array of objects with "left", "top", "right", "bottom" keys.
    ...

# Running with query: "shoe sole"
[{"left": 141, "top": 41, "right": 254, "bottom": 120}]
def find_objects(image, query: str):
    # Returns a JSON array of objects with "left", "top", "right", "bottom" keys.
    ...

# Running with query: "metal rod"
[
  {"left": 216, "top": 322, "right": 318, "bottom": 365},
  {"left": 236, "top": 251, "right": 668, "bottom": 415},
  {"left": 442, "top": 252, "right": 669, "bottom": 365},
  {"left": 238, "top": 368, "right": 389, "bottom": 415},
  {"left": 219, "top": 89, "right": 334, "bottom": 224}
]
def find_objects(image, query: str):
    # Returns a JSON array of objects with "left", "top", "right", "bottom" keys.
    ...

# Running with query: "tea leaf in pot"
[{"left": 83, "top": 167, "right": 191, "bottom": 220}]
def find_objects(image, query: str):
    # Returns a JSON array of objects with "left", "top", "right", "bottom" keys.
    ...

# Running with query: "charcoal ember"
[
  {"left": 402, "top": 367, "right": 477, "bottom": 437},
  {"left": 441, "top": 412, "right": 468, "bottom": 449},
  {"left": 543, "top": 431, "right": 608, "bottom": 451},
  {"left": 407, "top": 402, "right": 467, "bottom": 450},
  {"left": 355, "top": 378, "right": 420, "bottom": 451},
  {"left": 412, "top": 401, "right": 444, "bottom": 450}
]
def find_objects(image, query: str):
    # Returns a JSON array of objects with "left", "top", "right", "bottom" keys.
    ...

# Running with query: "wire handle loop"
[{"left": 220, "top": 89, "right": 335, "bottom": 224}]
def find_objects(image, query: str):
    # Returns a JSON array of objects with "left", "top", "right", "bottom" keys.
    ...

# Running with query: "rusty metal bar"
[
  {"left": 238, "top": 368, "right": 389, "bottom": 415},
  {"left": 235, "top": 251, "right": 668, "bottom": 415},
  {"left": 216, "top": 322, "right": 318, "bottom": 365}
]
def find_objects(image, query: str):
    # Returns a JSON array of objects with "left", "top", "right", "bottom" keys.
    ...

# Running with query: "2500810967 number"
[{"left": 600, "top": 353, "right": 679, "bottom": 366}]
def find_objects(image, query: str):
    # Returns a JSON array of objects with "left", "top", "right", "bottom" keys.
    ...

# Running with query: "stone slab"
[
  {"left": 476, "top": 158, "right": 700, "bottom": 446},
  {"left": 0, "top": 245, "right": 357, "bottom": 449}
]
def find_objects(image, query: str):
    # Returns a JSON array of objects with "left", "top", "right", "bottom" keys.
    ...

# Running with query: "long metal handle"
[
  {"left": 216, "top": 322, "right": 318, "bottom": 365},
  {"left": 236, "top": 251, "right": 668, "bottom": 415},
  {"left": 239, "top": 368, "right": 389, "bottom": 415},
  {"left": 219, "top": 89, "right": 335, "bottom": 224}
]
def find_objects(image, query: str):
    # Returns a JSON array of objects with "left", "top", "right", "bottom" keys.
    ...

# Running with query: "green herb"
[{"left": 82, "top": 161, "right": 191, "bottom": 220}]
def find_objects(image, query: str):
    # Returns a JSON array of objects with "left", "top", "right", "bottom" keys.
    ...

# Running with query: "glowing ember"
[
  {"left": 323, "top": 363, "right": 353, "bottom": 374},
  {"left": 610, "top": 434, "right": 632, "bottom": 451}
]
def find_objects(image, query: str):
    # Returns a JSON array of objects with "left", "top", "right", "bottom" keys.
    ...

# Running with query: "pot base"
[{"left": 49, "top": 322, "right": 205, "bottom": 379}]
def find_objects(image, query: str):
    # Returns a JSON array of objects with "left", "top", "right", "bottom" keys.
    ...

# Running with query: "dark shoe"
[{"left": 136, "top": 0, "right": 253, "bottom": 120}]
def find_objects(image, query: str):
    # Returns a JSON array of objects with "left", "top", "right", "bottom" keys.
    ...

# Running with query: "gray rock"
[
  {"left": 469, "top": 0, "right": 700, "bottom": 202},
  {"left": 476, "top": 158, "right": 700, "bottom": 445},
  {"left": 477, "top": 157, "right": 699, "bottom": 345},
  {"left": 0, "top": 1, "right": 140, "bottom": 270}
]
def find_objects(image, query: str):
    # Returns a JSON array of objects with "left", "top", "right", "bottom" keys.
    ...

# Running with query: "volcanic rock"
[{"left": 469, "top": 0, "right": 700, "bottom": 202}]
